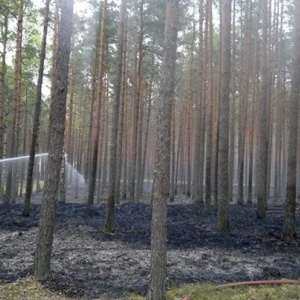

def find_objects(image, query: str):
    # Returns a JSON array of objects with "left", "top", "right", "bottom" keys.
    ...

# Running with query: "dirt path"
[{"left": 0, "top": 192, "right": 300, "bottom": 299}]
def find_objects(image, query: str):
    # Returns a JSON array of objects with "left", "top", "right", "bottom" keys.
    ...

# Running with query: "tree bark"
[
  {"left": 256, "top": 0, "right": 269, "bottom": 219},
  {"left": 5, "top": 0, "right": 24, "bottom": 204},
  {"left": 66, "top": 61, "right": 76, "bottom": 164},
  {"left": 104, "top": 0, "right": 127, "bottom": 233},
  {"left": 228, "top": 0, "right": 236, "bottom": 203},
  {"left": 213, "top": 0, "right": 222, "bottom": 208},
  {"left": 33, "top": 0, "right": 73, "bottom": 279},
  {"left": 115, "top": 21, "right": 128, "bottom": 204},
  {"left": 170, "top": 93, "right": 176, "bottom": 201},
  {"left": 146, "top": 0, "right": 179, "bottom": 299},
  {"left": 217, "top": 0, "right": 231, "bottom": 233},
  {"left": 128, "top": 0, "right": 144, "bottom": 202},
  {"left": 0, "top": 14, "right": 8, "bottom": 202},
  {"left": 237, "top": 0, "right": 251, "bottom": 205},
  {"left": 247, "top": 1, "right": 256, "bottom": 204},
  {"left": 283, "top": 0, "right": 300, "bottom": 239},
  {"left": 48, "top": 0, "right": 59, "bottom": 146},
  {"left": 186, "top": 16, "right": 195, "bottom": 198},
  {"left": 100, "top": 83, "right": 109, "bottom": 196},
  {"left": 139, "top": 62, "right": 154, "bottom": 201},
  {"left": 23, "top": 0, "right": 51, "bottom": 216},
  {"left": 192, "top": 0, "right": 204, "bottom": 203},
  {"left": 204, "top": 0, "right": 214, "bottom": 214},
  {"left": 87, "top": 0, "right": 108, "bottom": 204}
]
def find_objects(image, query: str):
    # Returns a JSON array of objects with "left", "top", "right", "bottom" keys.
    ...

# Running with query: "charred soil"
[{"left": 0, "top": 194, "right": 300, "bottom": 299}]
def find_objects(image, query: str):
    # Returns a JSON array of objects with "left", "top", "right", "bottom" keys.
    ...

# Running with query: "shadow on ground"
[{"left": 0, "top": 198, "right": 300, "bottom": 298}]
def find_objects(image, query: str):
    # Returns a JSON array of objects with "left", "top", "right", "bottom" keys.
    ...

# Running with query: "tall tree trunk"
[
  {"left": 48, "top": 0, "right": 59, "bottom": 146},
  {"left": 174, "top": 117, "right": 183, "bottom": 196},
  {"left": 170, "top": 100, "right": 176, "bottom": 201},
  {"left": 247, "top": 1, "right": 256, "bottom": 204},
  {"left": 0, "top": 14, "right": 7, "bottom": 159},
  {"left": 266, "top": 0, "right": 274, "bottom": 200},
  {"left": 139, "top": 62, "right": 154, "bottom": 200},
  {"left": 66, "top": 61, "right": 76, "bottom": 164},
  {"left": 213, "top": 0, "right": 221, "bottom": 207},
  {"left": 121, "top": 101, "right": 129, "bottom": 199},
  {"left": 256, "top": 0, "right": 269, "bottom": 219},
  {"left": 128, "top": 0, "right": 144, "bottom": 202},
  {"left": 237, "top": 0, "right": 251, "bottom": 205},
  {"left": 247, "top": 68, "right": 257, "bottom": 204},
  {"left": 104, "top": 0, "right": 127, "bottom": 233},
  {"left": 204, "top": 0, "right": 214, "bottom": 214},
  {"left": 135, "top": 90, "right": 144, "bottom": 201},
  {"left": 100, "top": 81, "right": 109, "bottom": 195},
  {"left": 186, "top": 16, "right": 195, "bottom": 198},
  {"left": 34, "top": 0, "right": 73, "bottom": 279},
  {"left": 5, "top": 0, "right": 24, "bottom": 204},
  {"left": 85, "top": 6, "right": 102, "bottom": 182},
  {"left": 87, "top": 0, "right": 107, "bottom": 205},
  {"left": 283, "top": 0, "right": 300, "bottom": 239},
  {"left": 19, "top": 93, "right": 28, "bottom": 196},
  {"left": 228, "top": 0, "right": 236, "bottom": 203},
  {"left": 217, "top": 0, "right": 231, "bottom": 233},
  {"left": 0, "top": 14, "right": 8, "bottom": 202},
  {"left": 279, "top": 5, "right": 286, "bottom": 199},
  {"left": 23, "top": 0, "right": 50, "bottom": 216},
  {"left": 115, "top": 20, "right": 128, "bottom": 204},
  {"left": 179, "top": 126, "right": 186, "bottom": 194},
  {"left": 85, "top": 66, "right": 97, "bottom": 180},
  {"left": 58, "top": 150, "right": 66, "bottom": 203},
  {"left": 146, "top": 0, "right": 179, "bottom": 299},
  {"left": 274, "top": 0, "right": 284, "bottom": 200},
  {"left": 192, "top": 0, "right": 204, "bottom": 203}
]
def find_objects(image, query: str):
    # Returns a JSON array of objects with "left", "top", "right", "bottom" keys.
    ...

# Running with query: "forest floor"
[{"left": 0, "top": 186, "right": 300, "bottom": 299}]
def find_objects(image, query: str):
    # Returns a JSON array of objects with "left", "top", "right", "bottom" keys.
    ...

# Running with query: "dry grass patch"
[
  {"left": 1, "top": 278, "right": 300, "bottom": 300},
  {"left": 167, "top": 281, "right": 300, "bottom": 300},
  {"left": 0, "top": 277, "right": 68, "bottom": 300},
  {"left": 0, "top": 277, "right": 144, "bottom": 300}
]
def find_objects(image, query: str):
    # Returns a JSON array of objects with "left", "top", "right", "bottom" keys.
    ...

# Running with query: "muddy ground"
[{"left": 0, "top": 190, "right": 300, "bottom": 299}]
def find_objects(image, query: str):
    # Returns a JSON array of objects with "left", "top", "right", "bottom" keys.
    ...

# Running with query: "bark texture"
[
  {"left": 146, "top": 0, "right": 179, "bottom": 299},
  {"left": 104, "top": 0, "right": 127, "bottom": 233},
  {"left": 0, "top": 14, "right": 8, "bottom": 202},
  {"left": 87, "top": 0, "right": 107, "bottom": 204},
  {"left": 5, "top": 0, "right": 23, "bottom": 204},
  {"left": 256, "top": 0, "right": 269, "bottom": 219},
  {"left": 23, "top": 0, "right": 50, "bottom": 216},
  {"left": 283, "top": 0, "right": 300, "bottom": 239},
  {"left": 217, "top": 0, "right": 231, "bottom": 233},
  {"left": 34, "top": 0, "right": 73, "bottom": 280}
]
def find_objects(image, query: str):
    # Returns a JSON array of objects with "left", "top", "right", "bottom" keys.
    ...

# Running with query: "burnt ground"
[{"left": 0, "top": 190, "right": 300, "bottom": 299}]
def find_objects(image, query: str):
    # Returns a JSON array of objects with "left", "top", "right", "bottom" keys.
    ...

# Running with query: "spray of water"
[
  {"left": 65, "top": 161, "right": 87, "bottom": 187},
  {"left": 0, "top": 153, "right": 87, "bottom": 202},
  {"left": 0, "top": 153, "right": 48, "bottom": 163}
]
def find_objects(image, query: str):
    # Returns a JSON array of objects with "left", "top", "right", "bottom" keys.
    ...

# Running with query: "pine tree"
[
  {"left": 146, "top": 0, "right": 179, "bottom": 299},
  {"left": 23, "top": 0, "right": 51, "bottom": 216},
  {"left": 283, "top": 0, "right": 300, "bottom": 239},
  {"left": 104, "top": 0, "right": 127, "bottom": 233},
  {"left": 217, "top": 0, "right": 231, "bottom": 233},
  {"left": 34, "top": 0, "right": 73, "bottom": 279}
]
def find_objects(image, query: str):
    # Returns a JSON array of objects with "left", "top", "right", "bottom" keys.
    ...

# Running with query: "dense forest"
[{"left": 0, "top": 0, "right": 300, "bottom": 298}]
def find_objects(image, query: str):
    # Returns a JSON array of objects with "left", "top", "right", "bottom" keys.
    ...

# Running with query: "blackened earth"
[{"left": 0, "top": 194, "right": 300, "bottom": 299}]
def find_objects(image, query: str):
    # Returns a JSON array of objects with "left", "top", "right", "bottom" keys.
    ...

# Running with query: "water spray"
[{"left": 0, "top": 153, "right": 49, "bottom": 163}]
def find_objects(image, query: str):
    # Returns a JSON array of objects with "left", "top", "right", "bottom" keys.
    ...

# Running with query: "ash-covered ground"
[{"left": 0, "top": 191, "right": 300, "bottom": 299}]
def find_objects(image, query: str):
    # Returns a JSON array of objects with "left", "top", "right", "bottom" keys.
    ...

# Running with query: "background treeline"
[{"left": 0, "top": 0, "right": 297, "bottom": 208}]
